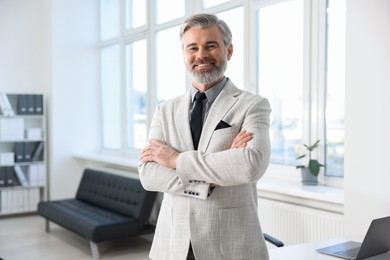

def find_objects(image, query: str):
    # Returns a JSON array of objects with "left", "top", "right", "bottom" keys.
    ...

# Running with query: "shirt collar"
[{"left": 190, "top": 77, "right": 228, "bottom": 104}]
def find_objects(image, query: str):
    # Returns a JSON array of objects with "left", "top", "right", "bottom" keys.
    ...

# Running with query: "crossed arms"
[
  {"left": 140, "top": 130, "right": 252, "bottom": 169},
  {"left": 139, "top": 131, "right": 252, "bottom": 200}
]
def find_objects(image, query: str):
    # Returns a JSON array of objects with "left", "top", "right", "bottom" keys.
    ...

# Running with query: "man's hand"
[
  {"left": 140, "top": 139, "right": 179, "bottom": 169},
  {"left": 230, "top": 130, "right": 253, "bottom": 149}
]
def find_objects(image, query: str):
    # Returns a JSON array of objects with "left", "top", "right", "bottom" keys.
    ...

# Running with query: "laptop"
[{"left": 316, "top": 216, "right": 390, "bottom": 260}]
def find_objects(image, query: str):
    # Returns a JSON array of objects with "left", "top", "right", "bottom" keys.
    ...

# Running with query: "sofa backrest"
[{"left": 75, "top": 168, "right": 157, "bottom": 225}]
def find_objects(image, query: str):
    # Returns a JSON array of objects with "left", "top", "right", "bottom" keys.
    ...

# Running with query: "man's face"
[{"left": 182, "top": 26, "right": 233, "bottom": 85}]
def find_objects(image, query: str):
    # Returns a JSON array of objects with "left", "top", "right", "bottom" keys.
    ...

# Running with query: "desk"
[{"left": 269, "top": 238, "right": 390, "bottom": 260}]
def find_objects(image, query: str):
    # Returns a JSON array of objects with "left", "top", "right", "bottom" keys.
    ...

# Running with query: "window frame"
[
  {"left": 250, "top": 0, "right": 343, "bottom": 186},
  {"left": 98, "top": 0, "right": 344, "bottom": 186}
]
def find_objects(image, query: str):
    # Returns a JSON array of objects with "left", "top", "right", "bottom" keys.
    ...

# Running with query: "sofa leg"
[
  {"left": 45, "top": 220, "right": 50, "bottom": 232},
  {"left": 90, "top": 241, "right": 100, "bottom": 259}
]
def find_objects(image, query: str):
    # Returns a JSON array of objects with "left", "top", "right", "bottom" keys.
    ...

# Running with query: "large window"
[
  {"left": 257, "top": 0, "right": 304, "bottom": 166},
  {"left": 99, "top": 0, "right": 345, "bottom": 180},
  {"left": 254, "top": 0, "right": 345, "bottom": 178}
]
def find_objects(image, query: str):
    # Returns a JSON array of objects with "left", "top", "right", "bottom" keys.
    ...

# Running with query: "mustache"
[{"left": 191, "top": 58, "right": 216, "bottom": 67}]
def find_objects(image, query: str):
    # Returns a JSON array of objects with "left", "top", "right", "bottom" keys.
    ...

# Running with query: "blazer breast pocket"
[
  {"left": 215, "top": 120, "right": 232, "bottom": 130},
  {"left": 208, "top": 125, "right": 239, "bottom": 152}
]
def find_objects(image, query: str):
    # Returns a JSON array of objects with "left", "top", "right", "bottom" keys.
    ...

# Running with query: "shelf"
[
  {"left": 0, "top": 161, "right": 45, "bottom": 167},
  {"left": 0, "top": 115, "right": 44, "bottom": 119},
  {"left": 0, "top": 93, "right": 47, "bottom": 216},
  {"left": 0, "top": 139, "right": 44, "bottom": 143}
]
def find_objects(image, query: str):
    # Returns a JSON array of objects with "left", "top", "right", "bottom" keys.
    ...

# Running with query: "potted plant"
[{"left": 296, "top": 139, "right": 325, "bottom": 185}]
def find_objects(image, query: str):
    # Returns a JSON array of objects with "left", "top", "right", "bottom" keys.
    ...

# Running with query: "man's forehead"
[{"left": 182, "top": 26, "right": 223, "bottom": 44}]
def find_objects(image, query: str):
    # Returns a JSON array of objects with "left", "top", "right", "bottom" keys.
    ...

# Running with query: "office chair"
[{"left": 264, "top": 233, "right": 284, "bottom": 247}]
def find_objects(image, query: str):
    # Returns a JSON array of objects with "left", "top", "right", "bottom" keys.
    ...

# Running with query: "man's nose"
[{"left": 197, "top": 47, "right": 209, "bottom": 59}]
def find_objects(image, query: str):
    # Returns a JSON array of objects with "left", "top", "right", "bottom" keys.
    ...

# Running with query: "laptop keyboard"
[{"left": 335, "top": 247, "right": 360, "bottom": 259}]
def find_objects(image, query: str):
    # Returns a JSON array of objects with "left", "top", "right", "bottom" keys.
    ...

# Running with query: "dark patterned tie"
[{"left": 190, "top": 92, "right": 207, "bottom": 150}]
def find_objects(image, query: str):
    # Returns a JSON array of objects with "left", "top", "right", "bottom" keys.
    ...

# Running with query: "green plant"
[{"left": 296, "top": 139, "right": 325, "bottom": 176}]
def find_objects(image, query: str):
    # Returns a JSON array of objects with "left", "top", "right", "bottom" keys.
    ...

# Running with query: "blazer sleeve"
[
  {"left": 138, "top": 105, "right": 210, "bottom": 200},
  {"left": 176, "top": 97, "right": 271, "bottom": 187}
]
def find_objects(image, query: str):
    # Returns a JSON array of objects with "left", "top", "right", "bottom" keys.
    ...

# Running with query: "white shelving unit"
[{"left": 0, "top": 93, "right": 47, "bottom": 216}]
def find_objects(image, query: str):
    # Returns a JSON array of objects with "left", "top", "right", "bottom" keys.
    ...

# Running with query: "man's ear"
[{"left": 227, "top": 44, "right": 233, "bottom": 60}]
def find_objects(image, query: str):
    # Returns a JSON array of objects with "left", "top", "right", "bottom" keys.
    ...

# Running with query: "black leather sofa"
[{"left": 37, "top": 168, "right": 157, "bottom": 258}]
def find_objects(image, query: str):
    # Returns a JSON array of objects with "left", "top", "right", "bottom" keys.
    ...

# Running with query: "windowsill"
[
  {"left": 73, "top": 151, "right": 344, "bottom": 214},
  {"left": 73, "top": 151, "right": 140, "bottom": 170},
  {"left": 257, "top": 175, "right": 344, "bottom": 214}
]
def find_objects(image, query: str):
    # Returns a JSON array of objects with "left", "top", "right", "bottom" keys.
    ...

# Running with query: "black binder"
[
  {"left": 34, "top": 94, "right": 43, "bottom": 115},
  {"left": 14, "top": 142, "right": 25, "bottom": 162},
  {"left": 27, "top": 95, "right": 35, "bottom": 114},
  {"left": 24, "top": 142, "right": 36, "bottom": 162},
  {"left": 0, "top": 167, "right": 6, "bottom": 187},
  {"left": 17, "top": 95, "right": 28, "bottom": 115},
  {"left": 5, "top": 166, "right": 16, "bottom": 187}
]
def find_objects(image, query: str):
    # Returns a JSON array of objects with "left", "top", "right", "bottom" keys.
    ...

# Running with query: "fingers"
[
  {"left": 234, "top": 135, "right": 252, "bottom": 148},
  {"left": 139, "top": 139, "right": 179, "bottom": 169},
  {"left": 140, "top": 141, "right": 159, "bottom": 163},
  {"left": 140, "top": 147, "right": 154, "bottom": 163},
  {"left": 230, "top": 130, "right": 253, "bottom": 149},
  {"left": 139, "top": 139, "right": 163, "bottom": 162}
]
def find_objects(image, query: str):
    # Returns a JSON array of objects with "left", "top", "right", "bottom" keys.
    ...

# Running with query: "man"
[{"left": 139, "top": 13, "right": 271, "bottom": 260}]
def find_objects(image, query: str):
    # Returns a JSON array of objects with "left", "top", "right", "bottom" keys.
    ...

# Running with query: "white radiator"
[{"left": 258, "top": 198, "right": 344, "bottom": 246}]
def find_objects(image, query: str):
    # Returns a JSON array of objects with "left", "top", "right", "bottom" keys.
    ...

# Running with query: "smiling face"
[{"left": 182, "top": 25, "right": 233, "bottom": 91}]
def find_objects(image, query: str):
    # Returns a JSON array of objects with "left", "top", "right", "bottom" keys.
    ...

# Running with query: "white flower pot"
[{"left": 301, "top": 168, "right": 318, "bottom": 185}]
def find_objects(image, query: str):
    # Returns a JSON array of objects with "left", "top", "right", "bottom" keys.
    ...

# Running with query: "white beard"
[{"left": 187, "top": 58, "right": 228, "bottom": 85}]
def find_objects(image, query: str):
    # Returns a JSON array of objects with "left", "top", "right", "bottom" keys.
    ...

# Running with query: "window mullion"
[
  {"left": 316, "top": 0, "right": 328, "bottom": 177},
  {"left": 311, "top": 0, "right": 326, "bottom": 154},
  {"left": 303, "top": 0, "right": 313, "bottom": 147},
  {"left": 248, "top": 1, "right": 257, "bottom": 94},
  {"left": 307, "top": 0, "right": 327, "bottom": 179},
  {"left": 146, "top": 0, "right": 157, "bottom": 132},
  {"left": 120, "top": 0, "right": 127, "bottom": 152},
  {"left": 242, "top": 0, "right": 251, "bottom": 93}
]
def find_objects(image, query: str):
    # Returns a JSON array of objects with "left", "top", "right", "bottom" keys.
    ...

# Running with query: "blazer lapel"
[
  {"left": 174, "top": 91, "right": 195, "bottom": 151},
  {"left": 198, "top": 81, "right": 240, "bottom": 151}
]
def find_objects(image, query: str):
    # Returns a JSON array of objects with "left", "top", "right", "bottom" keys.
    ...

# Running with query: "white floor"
[{"left": 0, "top": 214, "right": 152, "bottom": 260}]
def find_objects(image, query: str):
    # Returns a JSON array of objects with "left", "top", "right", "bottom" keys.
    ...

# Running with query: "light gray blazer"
[{"left": 139, "top": 79, "right": 271, "bottom": 260}]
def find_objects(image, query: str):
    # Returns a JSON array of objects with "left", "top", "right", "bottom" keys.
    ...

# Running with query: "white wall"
[
  {"left": 48, "top": 0, "right": 100, "bottom": 199},
  {"left": 344, "top": 0, "right": 390, "bottom": 237},
  {"left": 0, "top": 0, "right": 47, "bottom": 93},
  {"left": 0, "top": 0, "right": 100, "bottom": 199}
]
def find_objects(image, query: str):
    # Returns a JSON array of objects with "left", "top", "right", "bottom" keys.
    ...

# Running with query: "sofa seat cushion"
[{"left": 38, "top": 199, "right": 139, "bottom": 242}]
